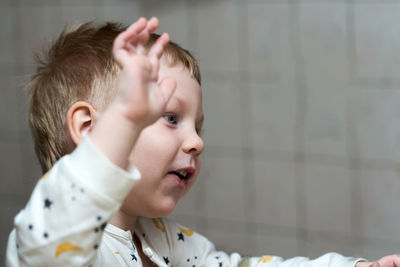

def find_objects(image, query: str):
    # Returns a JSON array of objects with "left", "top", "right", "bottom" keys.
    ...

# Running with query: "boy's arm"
[
  {"left": 7, "top": 17, "right": 175, "bottom": 267},
  {"left": 7, "top": 137, "right": 140, "bottom": 267},
  {"left": 90, "top": 17, "right": 176, "bottom": 170},
  {"left": 160, "top": 219, "right": 364, "bottom": 267},
  {"left": 181, "top": 230, "right": 399, "bottom": 267},
  {"left": 356, "top": 255, "right": 400, "bottom": 267}
]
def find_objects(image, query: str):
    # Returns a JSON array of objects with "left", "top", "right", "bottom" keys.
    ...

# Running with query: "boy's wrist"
[
  {"left": 106, "top": 101, "right": 149, "bottom": 131},
  {"left": 90, "top": 102, "right": 146, "bottom": 170}
]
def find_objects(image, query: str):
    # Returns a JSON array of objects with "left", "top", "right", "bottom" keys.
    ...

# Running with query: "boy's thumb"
[{"left": 158, "top": 77, "right": 177, "bottom": 105}]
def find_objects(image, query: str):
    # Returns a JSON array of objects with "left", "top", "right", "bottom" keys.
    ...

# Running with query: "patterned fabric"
[{"left": 6, "top": 137, "right": 363, "bottom": 267}]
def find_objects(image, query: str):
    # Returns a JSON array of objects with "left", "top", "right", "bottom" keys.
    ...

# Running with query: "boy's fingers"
[
  {"left": 121, "top": 17, "right": 147, "bottom": 44},
  {"left": 158, "top": 77, "right": 177, "bottom": 106},
  {"left": 122, "top": 17, "right": 158, "bottom": 46},
  {"left": 146, "top": 17, "right": 159, "bottom": 34},
  {"left": 112, "top": 17, "right": 150, "bottom": 60},
  {"left": 113, "top": 17, "right": 160, "bottom": 58},
  {"left": 134, "top": 17, "right": 160, "bottom": 49},
  {"left": 369, "top": 262, "right": 379, "bottom": 267},
  {"left": 148, "top": 33, "right": 170, "bottom": 61},
  {"left": 147, "top": 33, "right": 169, "bottom": 79},
  {"left": 113, "top": 19, "right": 145, "bottom": 51}
]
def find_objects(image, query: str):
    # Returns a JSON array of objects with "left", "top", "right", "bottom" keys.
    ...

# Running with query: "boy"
[{"left": 6, "top": 17, "right": 400, "bottom": 267}]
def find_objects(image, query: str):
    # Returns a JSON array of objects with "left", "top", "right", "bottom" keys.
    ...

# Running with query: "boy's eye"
[{"left": 164, "top": 114, "right": 177, "bottom": 125}]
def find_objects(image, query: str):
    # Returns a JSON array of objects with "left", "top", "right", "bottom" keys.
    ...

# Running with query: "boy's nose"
[{"left": 182, "top": 131, "right": 204, "bottom": 156}]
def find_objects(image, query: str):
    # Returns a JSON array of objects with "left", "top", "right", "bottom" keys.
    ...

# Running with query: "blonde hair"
[{"left": 27, "top": 21, "right": 201, "bottom": 173}]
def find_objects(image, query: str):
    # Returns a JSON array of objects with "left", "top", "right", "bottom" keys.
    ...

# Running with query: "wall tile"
[
  {"left": 201, "top": 155, "right": 246, "bottom": 223},
  {"left": 304, "top": 163, "right": 352, "bottom": 235},
  {"left": 202, "top": 224, "right": 256, "bottom": 256},
  {"left": 202, "top": 77, "right": 243, "bottom": 148},
  {"left": 0, "top": 7, "right": 17, "bottom": 66},
  {"left": 254, "top": 229, "right": 300, "bottom": 259},
  {"left": 59, "top": 0, "right": 96, "bottom": 6},
  {"left": 299, "top": 2, "right": 349, "bottom": 157},
  {"left": 194, "top": 1, "right": 240, "bottom": 72},
  {"left": 17, "top": 0, "right": 57, "bottom": 6},
  {"left": 18, "top": 6, "right": 64, "bottom": 67},
  {"left": 358, "top": 167, "right": 400, "bottom": 241},
  {"left": 0, "top": 197, "right": 28, "bottom": 265},
  {"left": 98, "top": 3, "right": 141, "bottom": 25},
  {"left": 19, "top": 131, "right": 41, "bottom": 196},
  {"left": 0, "top": 140, "right": 23, "bottom": 196},
  {"left": 252, "top": 159, "right": 297, "bottom": 228},
  {"left": 15, "top": 74, "right": 30, "bottom": 135},
  {"left": 348, "top": 88, "right": 400, "bottom": 161},
  {"left": 249, "top": 82, "right": 296, "bottom": 153},
  {"left": 299, "top": 234, "right": 361, "bottom": 260},
  {"left": 299, "top": 2, "right": 347, "bottom": 74},
  {"left": 361, "top": 238, "right": 400, "bottom": 261},
  {"left": 60, "top": 5, "right": 98, "bottom": 26},
  {"left": 0, "top": 76, "right": 20, "bottom": 134},
  {"left": 247, "top": 2, "right": 294, "bottom": 77},
  {"left": 140, "top": 0, "right": 193, "bottom": 49},
  {"left": 353, "top": 2, "right": 400, "bottom": 82},
  {"left": 303, "top": 75, "right": 349, "bottom": 157}
]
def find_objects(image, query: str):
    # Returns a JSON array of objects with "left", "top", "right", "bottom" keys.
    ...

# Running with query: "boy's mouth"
[
  {"left": 168, "top": 167, "right": 195, "bottom": 182},
  {"left": 172, "top": 169, "right": 188, "bottom": 179}
]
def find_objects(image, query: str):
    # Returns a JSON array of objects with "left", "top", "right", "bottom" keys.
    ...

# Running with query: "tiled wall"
[{"left": 1, "top": 0, "right": 400, "bottom": 263}]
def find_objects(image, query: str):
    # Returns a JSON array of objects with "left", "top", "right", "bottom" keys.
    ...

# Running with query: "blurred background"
[{"left": 1, "top": 0, "right": 400, "bottom": 264}]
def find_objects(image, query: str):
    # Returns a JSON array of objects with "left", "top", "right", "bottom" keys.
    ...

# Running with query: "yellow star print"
[{"left": 257, "top": 256, "right": 273, "bottom": 263}]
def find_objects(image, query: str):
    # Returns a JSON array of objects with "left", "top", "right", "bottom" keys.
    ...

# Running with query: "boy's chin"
[
  {"left": 147, "top": 199, "right": 177, "bottom": 218},
  {"left": 124, "top": 197, "right": 178, "bottom": 219}
]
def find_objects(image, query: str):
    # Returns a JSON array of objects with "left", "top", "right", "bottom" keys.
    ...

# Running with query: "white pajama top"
[{"left": 6, "top": 137, "right": 364, "bottom": 267}]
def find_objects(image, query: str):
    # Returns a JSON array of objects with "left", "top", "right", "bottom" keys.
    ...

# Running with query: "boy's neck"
[{"left": 109, "top": 209, "right": 138, "bottom": 236}]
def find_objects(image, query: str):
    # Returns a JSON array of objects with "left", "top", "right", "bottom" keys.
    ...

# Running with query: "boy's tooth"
[{"left": 177, "top": 170, "right": 187, "bottom": 177}]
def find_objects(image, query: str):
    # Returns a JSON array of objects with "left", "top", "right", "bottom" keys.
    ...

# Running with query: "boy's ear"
[{"left": 66, "top": 101, "right": 98, "bottom": 146}]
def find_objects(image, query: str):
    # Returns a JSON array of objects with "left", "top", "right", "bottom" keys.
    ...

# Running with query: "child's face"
[{"left": 120, "top": 62, "right": 204, "bottom": 218}]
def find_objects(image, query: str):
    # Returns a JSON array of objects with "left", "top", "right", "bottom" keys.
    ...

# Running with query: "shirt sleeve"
[
  {"left": 164, "top": 219, "right": 365, "bottom": 267},
  {"left": 6, "top": 137, "right": 141, "bottom": 267}
]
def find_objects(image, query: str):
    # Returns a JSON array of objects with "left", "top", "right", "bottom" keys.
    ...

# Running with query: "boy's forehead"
[
  {"left": 160, "top": 60, "right": 200, "bottom": 85},
  {"left": 168, "top": 81, "right": 203, "bottom": 119}
]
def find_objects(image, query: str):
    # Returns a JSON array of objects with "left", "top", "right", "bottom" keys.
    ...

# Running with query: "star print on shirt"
[
  {"left": 44, "top": 198, "right": 53, "bottom": 209},
  {"left": 94, "top": 222, "right": 107, "bottom": 234},
  {"left": 163, "top": 256, "right": 170, "bottom": 265},
  {"left": 131, "top": 254, "right": 137, "bottom": 261},
  {"left": 177, "top": 232, "right": 184, "bottom": 241}
]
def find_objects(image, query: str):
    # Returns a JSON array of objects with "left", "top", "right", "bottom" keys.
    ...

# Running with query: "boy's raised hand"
[
  {"left": 112, "top": 17, "right": 176, "bottom": 129},
  {"left": 90, "top": 17, "right": 176, "bottom": 170}
]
